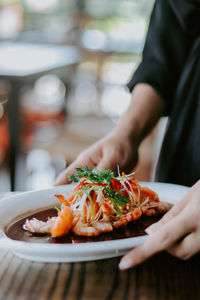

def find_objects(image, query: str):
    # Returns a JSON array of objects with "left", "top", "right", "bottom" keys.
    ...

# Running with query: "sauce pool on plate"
[{"left": 5, "top": 207, "right": 165, "bottom": 244}]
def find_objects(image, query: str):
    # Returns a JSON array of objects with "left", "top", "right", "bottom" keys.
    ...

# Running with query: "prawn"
[
  {"left": 55, "top": 179, "right": 88, "bottom": 206},
  {"left": 24, "top": 217, "right": 56, "bottom": 234},
  {"left": 24, "top": 206, "right": 74, "bottom": 238},
  {"left": 51, "top": 206, "right": 73, "bottom": 237},
  {"left": 112, "top": 208, "right": 142, "bottom": 228},
  {"left": 72, "top": 220, "right": 113, "bottom": 236},
  {"left": 141, "top": 186, "right": 159, "bottom": 202},
  {"left": 72, "top": 221, "right": 101, "bottom": 236},
  {"left": 141, "top": 200, "right": 171, "bottom": 216}
]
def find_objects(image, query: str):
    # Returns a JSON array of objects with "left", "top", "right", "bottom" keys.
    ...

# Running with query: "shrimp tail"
[{"left": 51, "top": 206, "right": 73, "bottom": 238}]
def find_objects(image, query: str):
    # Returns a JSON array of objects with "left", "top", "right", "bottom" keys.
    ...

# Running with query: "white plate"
[{"left": 0, "top": 182, "right": 189, "bottom": 263}]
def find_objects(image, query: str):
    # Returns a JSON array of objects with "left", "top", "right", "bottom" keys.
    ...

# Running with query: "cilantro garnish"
[
  {"left": 76, "top": 166, "right": 115, "bottom": 186},
  {"left": 68, "top": 166, "right": 131, "bottom": 212},
  {"left": 68, "top": 174, "right": 79, "bottom": 182},
  {"left": 104, "top": 189, "right": 130, "bottom": 207},
  {"left": 104, "top": 188, "right": 130, "bottom": 215}
]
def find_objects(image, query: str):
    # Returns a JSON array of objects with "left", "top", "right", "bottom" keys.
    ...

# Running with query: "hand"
[
  {"left": 54, "top": 131, "right": 139, "bottom": 185},
  {"left": 55, "top": 83, "right": 164, "bottom": 186},
  {"left": 119, "top": 180, "right": 200, "bottom": 270}
]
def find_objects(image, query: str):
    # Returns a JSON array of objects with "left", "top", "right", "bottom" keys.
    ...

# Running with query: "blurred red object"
[
  {"left": 0, "top": 82, "right": 10, "bottom": 164},
  {"left": 20, "top": 75, "right": 66, "bottom": 151},
  {"left": 0, "top": 114, "right": 9, "bottom": 164},
  {"left": 20, "top": 108, "right": 65, "bottom": 151}
]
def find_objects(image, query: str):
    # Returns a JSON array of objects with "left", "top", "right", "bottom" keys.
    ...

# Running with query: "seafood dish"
[{"left": 23, "top": 167, "right": 170, "bottom": 238}]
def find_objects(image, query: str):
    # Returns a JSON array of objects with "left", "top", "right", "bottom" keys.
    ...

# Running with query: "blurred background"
[{"left": 0, "top": 0, "right": 165, "bottom": 192}]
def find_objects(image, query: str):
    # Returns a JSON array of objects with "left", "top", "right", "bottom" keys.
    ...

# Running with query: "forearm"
[{"left": 113, "top": 83, "right": 165, "bottom": 145}]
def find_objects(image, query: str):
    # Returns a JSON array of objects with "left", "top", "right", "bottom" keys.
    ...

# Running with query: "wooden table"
[{"left": 0, "top": 193, "right": 199, "bottom": 300}]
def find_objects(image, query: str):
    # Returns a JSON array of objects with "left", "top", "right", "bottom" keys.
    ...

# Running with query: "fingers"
[
  {"left": 54, "top": 145, "right": 103, "bottom": 185},
  {"left": 167, "top": 231, "right": 200, "bottom": 260},
  {"left": 145, "top": 190, "right": 190, "bottom": 234},
  {"left": 97, "top": 144, "right": 127, "bottom": 172},
  {"left": 54, "top": 156, "right": 92, "bottom": 186},
  {"left": 146, "top": 181, "right": 200, "bottom": 234},
  {"left": 54, "top": 163, "right": 80, "bottom": 186},
  {"left": 97, "top": 156, "right": 118, "bottom": 172},
  {"left": 119, "top": 212, "right": 192, "bottom": 270}
]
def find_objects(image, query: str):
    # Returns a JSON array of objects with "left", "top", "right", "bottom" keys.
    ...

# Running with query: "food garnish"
[{"left": 24, "top": 167, "right": 170, "bottom": 238}]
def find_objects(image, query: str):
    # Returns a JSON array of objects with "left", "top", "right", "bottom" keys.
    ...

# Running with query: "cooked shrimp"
[
  {"left": 102, "top": 202, "right": 113, "bottom": 216},
  {"left": 94, "top": 221, "right": 113, "bottom": 233},
  {"left": 24, "top": 217, "right": 56, "bottom": 234},
  {"left": 112, "top": 218, "right": 127, "bottom": 228},
  {"left": 24, "top": 206, "right": 74, "bottom": 237},
  {"left": 72, "top": 221, "right": 101, "bottom": 236},
  {"left": 141, "top": 186, "right": 159, "bottom": 202},
  {"left": 51, "top": 206, "right": 73, "bottom": 238},
  {"left": 72, "top": 219, "right": 113, "bottom": 236},
  {"left": 55, "top": 180, "right": 88, "bottom": 206},
  {"left": 142, "top": 200, "right": 171, "bottom": 216},
  {"left": 55, "top": 194, "right": 70, "bottom": 206},
  {"left": 112, "top": 208, "right": 142, "bottom": 228}
]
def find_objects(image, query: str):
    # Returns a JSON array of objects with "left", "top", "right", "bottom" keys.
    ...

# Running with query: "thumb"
[
  {"left": 54, "top": 159, "right": 85, "bottom": 186},
  {"left": 54, "top": 151, "right": 98, "bottom": 185},
  {"left": 97, "top": 156, "right": 117, "bottom": 172},
  {"left": 54, "top": 166, "right": 76, "bottom": 186}
]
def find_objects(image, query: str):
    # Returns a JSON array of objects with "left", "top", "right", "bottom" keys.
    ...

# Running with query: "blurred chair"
[{"left": 0, "top": 42, "right": 81, "bottom": 191}]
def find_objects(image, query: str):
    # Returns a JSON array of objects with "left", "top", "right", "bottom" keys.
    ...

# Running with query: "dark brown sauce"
[{"left": 5, "top": 207, "right": 165, "bottom": 244}]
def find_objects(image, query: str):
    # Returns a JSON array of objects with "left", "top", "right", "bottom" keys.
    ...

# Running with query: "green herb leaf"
[
  {"left": 105, "top": 188, "right": 130, "bottom": 208},
  {"left": 54, "top": 206, "right": 61, "bottom": 212},
  {"left": 75, "top": 166, "right": 115, "bottom": 186},
  {"left": 68, "top": 174, "right": 79, "bottom": 183}
]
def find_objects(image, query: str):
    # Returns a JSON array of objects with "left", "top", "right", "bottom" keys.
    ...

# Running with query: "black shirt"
[
  {"left": 127, "top": 0, "right": 200, "bottom": 187},
  {"left": 128, "top": 0, "right": 200, "bottom": 186}
]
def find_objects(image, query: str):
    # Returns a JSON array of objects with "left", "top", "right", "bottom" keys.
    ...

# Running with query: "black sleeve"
[
  {"left": 127, "top": 0, "right": 199, "bottom": 114},
  {"left": 171, "top": 0, "right": 200, "bottom": 37}
]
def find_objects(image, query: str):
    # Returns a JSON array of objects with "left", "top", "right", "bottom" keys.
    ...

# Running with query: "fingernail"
[
  {"left": 118, "top": 257, "right": 133, "bottom": 270},
  {"left": 145, "top": 222, "right": 160, "bottom": 234}
]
